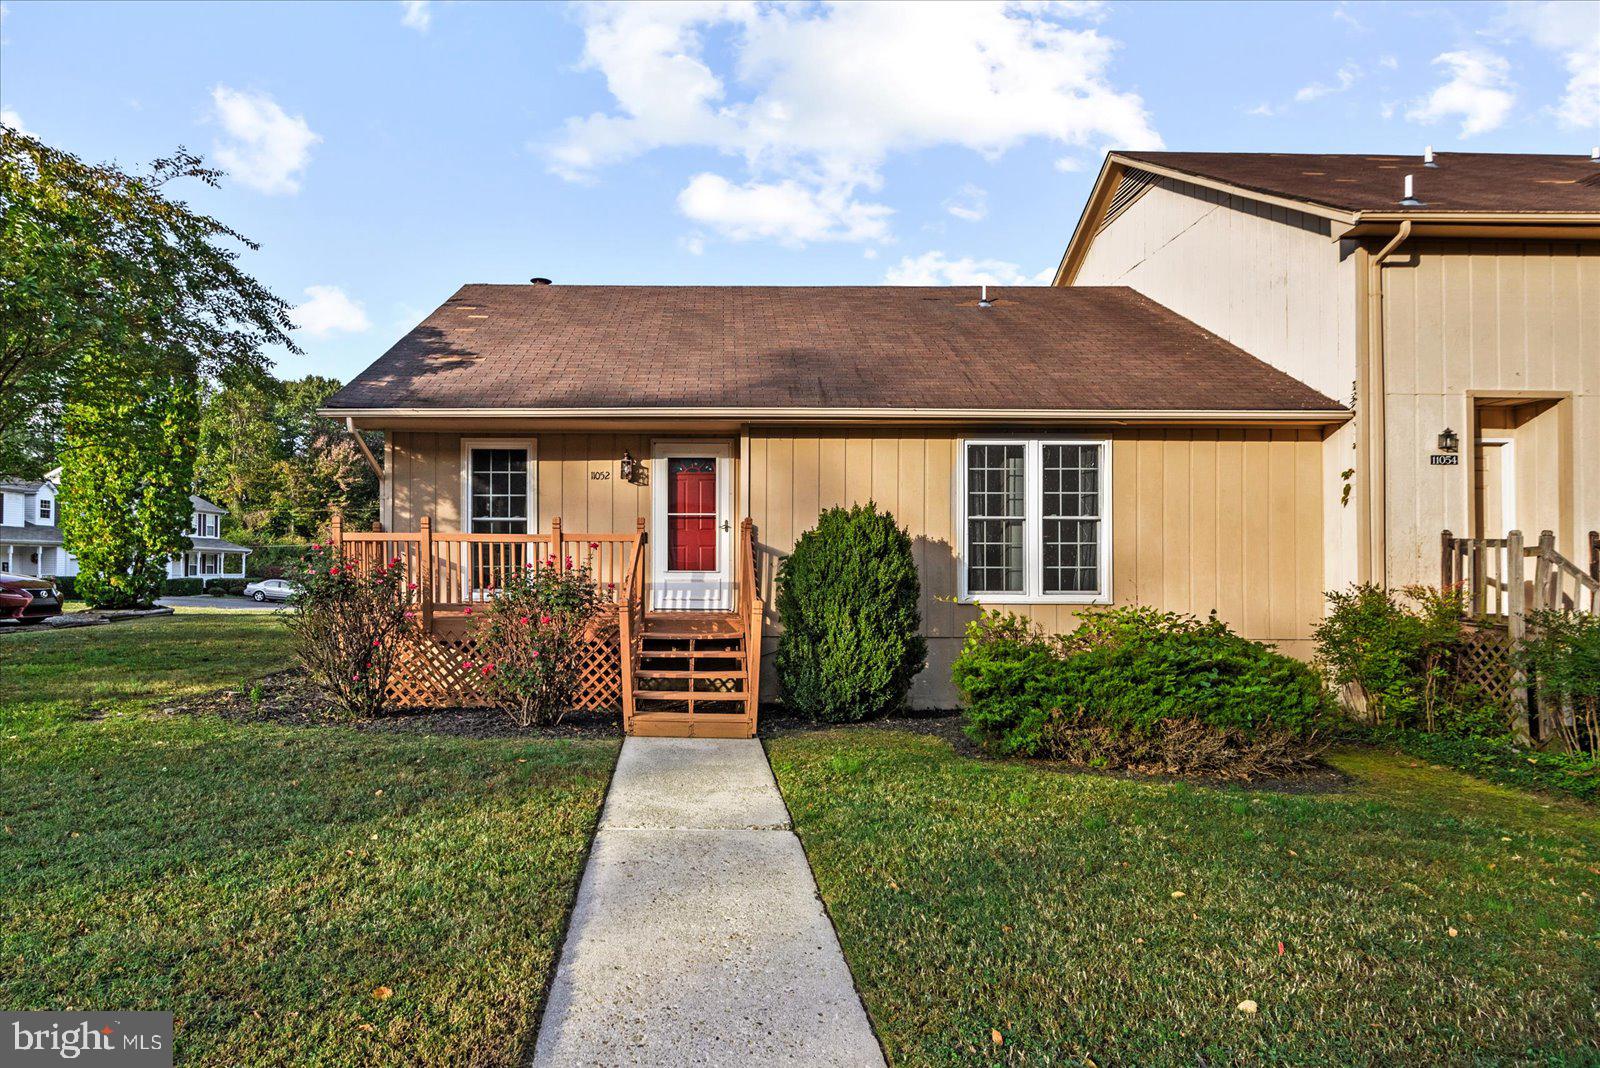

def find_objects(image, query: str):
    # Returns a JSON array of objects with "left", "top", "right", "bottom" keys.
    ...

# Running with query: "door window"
[{"left": 667, "top": 457, "right": 717, "bottom": 571}]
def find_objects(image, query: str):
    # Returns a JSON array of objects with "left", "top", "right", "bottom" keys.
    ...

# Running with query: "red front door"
[{"left": 667, "top": 457, "right": 718, "bottom": 571}]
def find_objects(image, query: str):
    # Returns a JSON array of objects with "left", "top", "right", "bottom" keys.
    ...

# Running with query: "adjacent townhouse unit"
[
  {"left": 0, "top": 471, "right": 252, "bottom": 584},
  {"left": 1056, "top": 151, "right": 1599, "bottom": 595},
  {"left": 319, "top": 150, "right": 1597, "bottom": 736}
]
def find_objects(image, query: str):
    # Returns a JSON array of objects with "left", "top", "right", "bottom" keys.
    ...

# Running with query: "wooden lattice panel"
[
  {"left": 1456, "top": 624, "right": 1514, "bottom": 708},
  {"left": 384, "top": 619, "right": 623, "bottom": 713}
]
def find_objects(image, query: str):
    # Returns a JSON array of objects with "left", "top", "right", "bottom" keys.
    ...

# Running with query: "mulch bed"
[{"left": 163, "top": 669, "right": 621, "bottom": 740}]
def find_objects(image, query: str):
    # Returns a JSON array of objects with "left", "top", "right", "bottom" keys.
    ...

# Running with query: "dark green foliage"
[
  {"left": 1516, "top": 609, "right": 1600, "bottom": 758},
  {"left": 775, "top": 503, "right": 926, "bottom": 722},
  {"left": 0, "top": 125, "right": 294, "bottom": 443},
  {"left": 954, "top": 607, "right": 1331, "bottom": 765},
  {"left": 196, "top": 376, "right": 378, "bottom": 541},
  {"left": 206, "top": 579, "right": 249, "bottom": 597},
  {"left": 161, "top": 578, "right": 204, "bottom": 597},
  {"left": 243, "top": 542, "right": 312, "bottom": 578},
  {"left": 1314, "top": 583, "right": 1504, "bottom": 735},
  {"left": 49, "top": 575, "right": 74, "bottom": 599},
  {"left": 60, "top": 368, "right": 199, "bottom": 609}
]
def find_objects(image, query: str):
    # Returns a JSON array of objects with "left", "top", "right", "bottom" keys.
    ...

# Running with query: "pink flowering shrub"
[
  {"left": 474, "top": 555, "right": 607, "bottom": 727},
  {"left": 286, "top": 543, "right": 415, "bottom": 718}
]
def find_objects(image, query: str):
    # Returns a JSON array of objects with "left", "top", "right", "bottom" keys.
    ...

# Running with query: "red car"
[{"left": 0, "top": 576, "right": 63, "bottom": 623}]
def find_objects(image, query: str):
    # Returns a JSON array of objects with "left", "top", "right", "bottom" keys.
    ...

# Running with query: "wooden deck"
[{"left": 332, "top": 517, "right": 763, "bottom": 737}]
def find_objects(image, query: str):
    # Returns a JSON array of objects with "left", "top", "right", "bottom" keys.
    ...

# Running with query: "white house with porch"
[{"left": 0, "top": 472, "right": 251, "bottom": 584}]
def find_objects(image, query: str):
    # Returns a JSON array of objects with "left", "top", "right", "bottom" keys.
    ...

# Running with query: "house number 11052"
[{"left": 590, "top": 470, "right": 611, "bottom": 480}]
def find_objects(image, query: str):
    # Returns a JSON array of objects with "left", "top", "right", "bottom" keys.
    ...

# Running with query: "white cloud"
[
  {"left": 549, "top": 2, "right": 1160, "bottom": 247},
  {"left": 943, "top": 184, "right": 988, "bottom": 222},
  {"left": 1406, "top": 51, "right": 1515, "bottom": 137},
  {"left": 399, "top": 0, "right": 431, "bottom": 31},
  {"left": 209, "top": 86, "right": 320, "bottom": 194},
  {"left": 1295, "top": 61, "right": 1362, "bottom": 103},
  {"left": 1, "top": 107, "right": 28, "bottom": 136},
  {"left": 293, "top": 286, "right": 371, "bottom": 338},
  {"left": 884, "top": 251, "right": 1052, "bottom": 287},
  {"left": 1494, "top": 1, "right": 1600, "bottom": 130},
  {"left": 677, "top": 173, "right": 892, "bottom": 246}
]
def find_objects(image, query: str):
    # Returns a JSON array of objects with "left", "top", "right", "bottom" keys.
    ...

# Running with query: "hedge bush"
[
  {"left": 161, "top": 578, "right": 204, "bottom": 597},
  {"left": 1313, "top": 583, "right": 1504, "bottom": 735},
  {"left": 206, "top": 578, "right": 249, "bottom": 596},
  {"left": 954, "top": 607, "right": 1332, "bottom": 775},
  {"left": 775, "top": 502, "right": 926, "bottom": 722},
  {"left": 1516, "top": 609, "right": 1600, "bottom": 758}
]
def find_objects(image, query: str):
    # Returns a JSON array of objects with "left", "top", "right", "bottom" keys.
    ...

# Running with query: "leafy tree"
[
  {"left": 60, "top": 362, "right": 200, "bottom": 608},
  {"left": 194, "top": 374, "right": 379, "bottom": 541},
  {"left": 0, "top": 125, "right": 297, "bottom": 438}
]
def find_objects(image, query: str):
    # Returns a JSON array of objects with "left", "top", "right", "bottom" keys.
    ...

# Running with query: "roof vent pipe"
[
  {"left": 1399, "top": 174, "right": 1422, "bottom": 206},
  {"left": 978, "top": 285, "right": 992, "bottom": 308},
  {"left": 1591, "top": 146, "right": 1599, "bottom": 162},
  {"left": 1423, "top": 145, "right": 1437, "bottom": 167}
]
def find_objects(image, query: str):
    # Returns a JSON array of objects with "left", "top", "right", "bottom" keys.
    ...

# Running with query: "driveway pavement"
[
  {"left": 532, "top": 738, "right": 884, "bottom": 1067},
  {"left": 157, "top": 595, "right": 289, "bottom": 612}
]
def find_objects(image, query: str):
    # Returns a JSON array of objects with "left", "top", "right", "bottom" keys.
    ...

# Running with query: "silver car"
[{"left": 243, "top": 578, "right": 299, "bottom": 603}]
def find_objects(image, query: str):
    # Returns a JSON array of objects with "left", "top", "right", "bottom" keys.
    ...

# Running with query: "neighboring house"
[
  {"left": 0, "top": 471, "right": 251, "bottom": 585},
  {"left": 1056, "top": 151, "right": 1599, "bottom": 594}
]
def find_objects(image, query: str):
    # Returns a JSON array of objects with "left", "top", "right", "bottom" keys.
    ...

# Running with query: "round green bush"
[{"left": 775, "top": 502, "right": 927, "bottom": 722}]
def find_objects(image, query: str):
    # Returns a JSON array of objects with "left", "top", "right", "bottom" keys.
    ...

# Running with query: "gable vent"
[{"left": 1097, "top": 169, "right": 1159, "bottom": 232}]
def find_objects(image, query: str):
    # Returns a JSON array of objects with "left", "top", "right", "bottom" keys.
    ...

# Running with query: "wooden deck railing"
[
  {"left": 617, "top": 520, "right": 649, "bottom": 733},
  {"left": 1441, "top": 528, "right": 1600, "bottom": 622},
  {"left": 738, "top": 517, "right": 765, "bottom": 713},
  {"left": 330, "top": 514, "right": 648, "bottom": 628}
]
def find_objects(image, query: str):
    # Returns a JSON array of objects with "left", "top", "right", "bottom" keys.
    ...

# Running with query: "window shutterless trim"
[
  {"left": 955, "top": 436, "right": 1113, "bottom": 605},
  {"left": 457, "top": 436, "right": 538, "bottom": 534}
]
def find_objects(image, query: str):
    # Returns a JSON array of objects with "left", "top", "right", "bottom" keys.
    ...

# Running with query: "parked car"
[
  {"left": 243, "top": 578, "right": 299, "bottom": 603},
  {"left": 0, "top": 575, "right": 63, "bottom": 623}
]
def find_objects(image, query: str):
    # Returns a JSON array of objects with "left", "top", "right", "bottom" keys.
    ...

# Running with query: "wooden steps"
[{"left": 624, "top": 611, "right": 756, "bottom": 737}]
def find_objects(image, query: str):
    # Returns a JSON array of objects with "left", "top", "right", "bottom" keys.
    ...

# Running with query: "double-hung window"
[{"left": 959, "top": 438, "right": 1111, "bottom": 603}]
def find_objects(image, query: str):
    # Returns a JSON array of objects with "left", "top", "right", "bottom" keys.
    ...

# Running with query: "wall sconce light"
[
  {"left": 1437, "top": 427, "right": 1459, "bottom": 453},
  {"left": 620, "top": 450, "right": 639, "bottom": 483}
]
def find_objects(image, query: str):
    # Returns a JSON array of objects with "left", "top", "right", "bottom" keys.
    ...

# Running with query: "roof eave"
[{"left": 322, "top": 405, "right": 1353, "bottom": 428}]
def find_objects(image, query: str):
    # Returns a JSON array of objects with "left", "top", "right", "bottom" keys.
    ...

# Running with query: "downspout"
[{"left": 1363, "top": 219, "right": 1411, "bottom": 587}]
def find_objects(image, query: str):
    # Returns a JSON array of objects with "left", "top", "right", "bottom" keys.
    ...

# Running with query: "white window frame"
[
  {"left": 458, "top": 437, "right": 538, "bottom": 534},
  {"left": 37, "top": 496, "right": 52, "bottom": 521},
  {"left": 956, "top": 436, "right": 1113, "bottom": 605}
]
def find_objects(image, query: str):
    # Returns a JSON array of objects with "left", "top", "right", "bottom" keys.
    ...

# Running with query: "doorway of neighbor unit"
[
  {"left": 650, "top": 441, "right": 734, "bottom": 611},
  {"left": 1470, "top": 396, "right": 1569, "bottom": 547}
]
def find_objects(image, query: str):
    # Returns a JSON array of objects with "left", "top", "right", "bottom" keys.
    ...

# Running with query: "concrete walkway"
[{"left": 531, "top": 738, "right": 884, "bottom": 1067}]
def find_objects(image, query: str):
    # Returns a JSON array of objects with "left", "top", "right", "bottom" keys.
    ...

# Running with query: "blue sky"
[{"left": 2, "top": 0, "right": 1596, "bottom": 383}]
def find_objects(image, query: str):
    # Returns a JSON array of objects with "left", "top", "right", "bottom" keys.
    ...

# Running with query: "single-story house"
[{"left": 0, "top": 472, "right": 251, "bottom": 584}]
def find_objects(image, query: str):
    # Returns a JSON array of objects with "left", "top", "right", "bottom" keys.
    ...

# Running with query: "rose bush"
[
  {"left": 471, "top": 550, "right": 608, "bottom": 727},
  {"left": 286, "top": 543, "right": 415, "bottom": 718}
]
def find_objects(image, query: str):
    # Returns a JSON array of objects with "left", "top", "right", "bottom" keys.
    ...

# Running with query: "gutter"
[
  {"left": 1362, "top": 220, "right": 1412, "bottom": 587},
  {"left": 318, "top": 405, "right": 1352, "bottom": 426}
]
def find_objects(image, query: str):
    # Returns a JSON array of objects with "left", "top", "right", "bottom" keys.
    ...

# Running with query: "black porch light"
[
  {"left": 1437, "top": 427, "right": 1459, "bottom": 453},
  {"left": 620, "top": 450, "right": 639, "bottom": 482}
]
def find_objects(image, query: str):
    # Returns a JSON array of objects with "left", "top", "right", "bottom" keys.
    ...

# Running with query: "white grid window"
[
  {"left": 469, "top": 448, "right": 530, "bottom": 535},
  {"left": 960, "top": 438, "right": 1111, "bottom": 603}
]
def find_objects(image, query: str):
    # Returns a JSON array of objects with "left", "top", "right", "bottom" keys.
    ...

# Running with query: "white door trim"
[
  {"left": 651, "top": 441, "right": 734, "bottom": 611},
  {"left": 1478, "top": 434, "right": 1516, "bottom": 536}
]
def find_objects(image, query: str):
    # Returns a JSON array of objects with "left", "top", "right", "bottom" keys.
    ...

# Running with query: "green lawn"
[
  {"left": 0, "top": 615, "right": 618, "bottom": 1066},
  {"left": 768, "top": 730, "right": 1600, "bottom": 1066}
]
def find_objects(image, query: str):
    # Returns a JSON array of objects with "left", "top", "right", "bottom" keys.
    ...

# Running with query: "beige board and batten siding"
[
  {"left": 1071, "top": 172, "right": 1362, "bottom": 604},
  {"left": 385, "top": 431, "right": 676, "bottom": 534},
  {"left": 1380, "top": 238, "right": 1599, "bottom": 588},
  {"left": 748, "top": 426, "right": 1325, "bottom": 708}
]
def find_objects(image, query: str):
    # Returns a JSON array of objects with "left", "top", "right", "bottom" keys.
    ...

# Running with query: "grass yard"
[
  {"left": 768, "top": 730, "right": 1600, "bottom": 1066},
  {"left": 1, "top": 615, "right": 618, "bottom": 1066}
]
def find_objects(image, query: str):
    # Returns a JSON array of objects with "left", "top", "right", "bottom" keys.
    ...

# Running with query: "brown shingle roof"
[
  {"left": 324, "top": 285, "right": 1343, "bottom": 416},
  {"left": 1118, "top": 151, "right": 1600, "bottom": 215}
]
